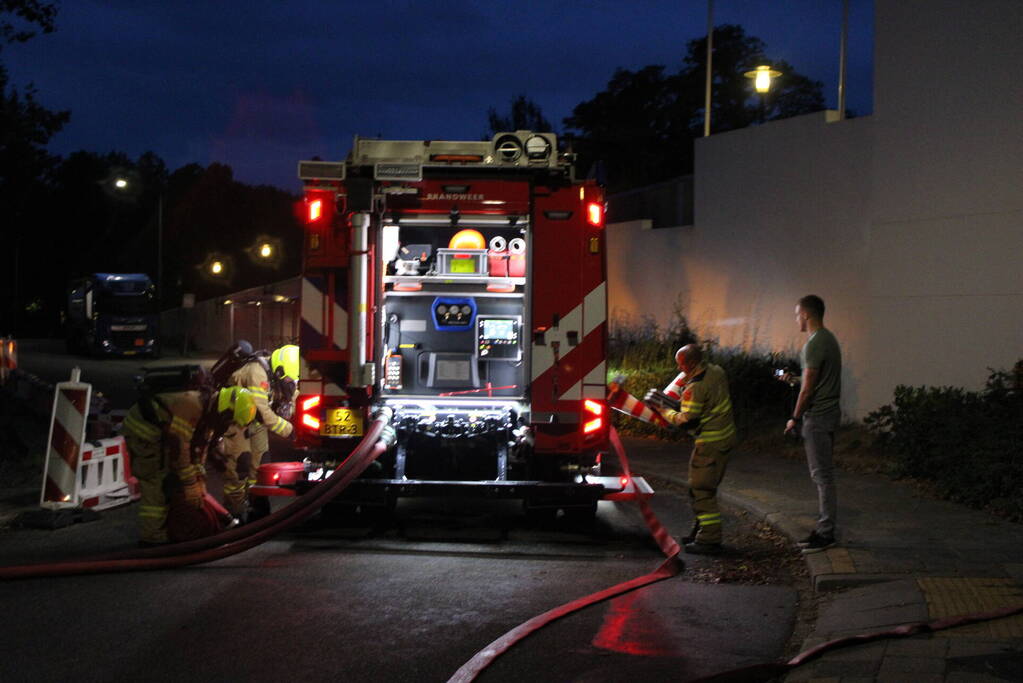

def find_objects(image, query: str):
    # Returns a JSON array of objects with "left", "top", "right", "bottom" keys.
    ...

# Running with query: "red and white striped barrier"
[
  {"left": 76, "top": 436, "right": 139, "bottom": 510},
  {"left": 40, "top": 368, "right": 92, "bottom": 509},
  {"left": 39, "top": 369, "right": 139, "bottom": 512},
  {"left": 606, "top": 383, "right": 670, "bottom": 428}
]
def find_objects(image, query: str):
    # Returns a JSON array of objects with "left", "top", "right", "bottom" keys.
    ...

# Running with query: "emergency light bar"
[{"left": 298, "top": 160, "right": 345, "bottom": 181}]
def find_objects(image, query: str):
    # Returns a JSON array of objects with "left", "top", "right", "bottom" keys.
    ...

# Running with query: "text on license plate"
[{"left": 320, "top": 407, "right": 364, "bottom": 437}]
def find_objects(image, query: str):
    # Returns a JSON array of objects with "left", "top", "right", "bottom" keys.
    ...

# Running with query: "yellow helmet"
[
  {"left": 270, "top": 344, "right": 300, "bottom": 382},
  {"left": 216, "top": 387, "right": 257, "bottom": 427}
]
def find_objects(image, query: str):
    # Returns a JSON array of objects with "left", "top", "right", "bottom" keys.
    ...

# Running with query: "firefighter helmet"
[
  {"left": 270, "top": 344, "right": 300, "bottom": 382},
  {"left": 448, "top": 229, "right": 485, "bottom": 250},
  {"left": 216, "top": 387, "right": 257, "bottom": 427}
]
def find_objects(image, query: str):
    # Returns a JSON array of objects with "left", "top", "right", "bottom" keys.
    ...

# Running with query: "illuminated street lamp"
[
  {"left": 248, "top": 235, "right": 282, "bottom": 267},
  {"left": 744, "top": 64, "right": 782, "bottom": 123},
  {"left": 744, "top": 64, "right": 782, "bottom": 93},
  {"left": 210, "top": 260, "right": 224, "bottom": 276}
]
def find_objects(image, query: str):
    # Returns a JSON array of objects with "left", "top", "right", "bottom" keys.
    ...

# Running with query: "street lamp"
[
  {"left": 114, "top": 176, "right": 163, "bottom": 307},
  {"left": 744, "top": 65, "right": 782, "bottom": 123},
  {"left": 744, "top": 65, "right": 782, "bottom": 94},
  {"left": 247, "top": 235, "right": 282, "bottom": 268}
]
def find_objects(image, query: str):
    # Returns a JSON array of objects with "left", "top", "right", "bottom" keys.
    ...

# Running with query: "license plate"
[{"left": 320, "top": 407, "right": 364, "bottom": 437}]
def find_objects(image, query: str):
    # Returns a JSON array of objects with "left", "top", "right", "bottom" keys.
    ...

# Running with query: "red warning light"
[
  {"left": 586, "top": 202, "right": 604, "bottom": 227},
  {"left": 308, "top": 199, "right": 323, "bottom": 223},
  {"left": 300, "top": 395, "right": 322, "bottom": 431}
]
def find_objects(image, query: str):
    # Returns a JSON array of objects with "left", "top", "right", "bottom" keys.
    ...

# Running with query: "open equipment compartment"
[{"left": 378, "top": 217, "right": 529, "bottom": 401}]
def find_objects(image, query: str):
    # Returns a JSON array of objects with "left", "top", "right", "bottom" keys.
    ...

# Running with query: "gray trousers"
[{"left": 801, "top": 409, "right": 840, "bottom": 537}]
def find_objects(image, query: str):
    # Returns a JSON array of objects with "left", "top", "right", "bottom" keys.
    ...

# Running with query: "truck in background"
[{"left": 66, "top": 273, "right": 160, "bottom": 357}]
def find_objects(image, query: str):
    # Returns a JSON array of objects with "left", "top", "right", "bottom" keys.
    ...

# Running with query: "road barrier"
[
  {"left": 0, "top": 337, "right": 15, "bottom": 386},
  {"left": 75, "top": 436, "right": 139, "bottom": 510},
  {"left": 40, "top": 368, "right": 92, "bottom": 509}
]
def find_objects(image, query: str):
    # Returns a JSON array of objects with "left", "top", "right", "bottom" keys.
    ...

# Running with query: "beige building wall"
[
  {"left": 864, "top": 0, "right": 1023, "bottom": 411},
  {"left": 608, "top": 0, "right": 1023, "bottom": 418}
]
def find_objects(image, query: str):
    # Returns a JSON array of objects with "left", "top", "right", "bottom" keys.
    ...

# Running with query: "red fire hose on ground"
[{"left": 0, "top": 411, "right": 394, "bottom": 580}]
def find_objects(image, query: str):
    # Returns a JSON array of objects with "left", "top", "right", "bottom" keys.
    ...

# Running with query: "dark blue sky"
[{"left": 7, "top": 0, "right": 873, "bottom": 192}]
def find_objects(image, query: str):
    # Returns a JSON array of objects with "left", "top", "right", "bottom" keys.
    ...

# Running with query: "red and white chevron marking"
[
  {"left": 40, "top": 377, "right": 92, "bottom": 509},
  {"left": 607, "top": 386, "right": 669, "bottom": 428},
  {"left": 530, "top": 280, "right": 607, "bottom": 402}
]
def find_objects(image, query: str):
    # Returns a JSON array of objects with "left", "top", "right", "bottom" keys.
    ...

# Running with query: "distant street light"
[
  {"left": 210, "top": 260, "right": 224, "bottom": 275},
  {"left": 248, "top": 235, "right": 282, "bottom": 267},
  {"left": 114, "top": 178, "right": 128, "bottom": 190}
]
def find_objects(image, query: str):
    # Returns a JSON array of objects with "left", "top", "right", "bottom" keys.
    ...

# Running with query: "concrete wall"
[
  {"left": 608, "top": 0, "right": 1023, "bottom": 418},
  {"left": 609, "top": 111, "right": 873, "bottom": 417},
  {"left": 864, "top": 0, "right": 1023, "bottom": 411}
]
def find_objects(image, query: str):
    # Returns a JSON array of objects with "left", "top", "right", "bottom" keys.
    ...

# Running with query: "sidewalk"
[{"left": 624, "top": 435, "right": 1023, "bottom": 682}]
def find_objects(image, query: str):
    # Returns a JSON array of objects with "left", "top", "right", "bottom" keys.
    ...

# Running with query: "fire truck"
[{"left": 253, "top": 131, "right": 650, "bottom": 519}]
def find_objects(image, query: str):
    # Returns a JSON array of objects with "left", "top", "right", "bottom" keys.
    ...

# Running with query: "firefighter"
[
  {"left": 645, "top": 344, "right": 738, "bottom": 554},
  {"left": 216, "top": 344, "right": 298, "bottom": 519},
  {"left": 122, "top": 386, "right": 257, "bottom": 545}
]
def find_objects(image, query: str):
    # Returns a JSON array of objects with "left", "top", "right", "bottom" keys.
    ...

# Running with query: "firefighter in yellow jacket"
[
  {"left": 217, "top": 345, "right": 298, "bottom": 518},
  {"left": 122, "top": 386, "right": 257, "bottom": 545},
  {"left": 646, "top": 344, "right": 738, "bottom": 554}
]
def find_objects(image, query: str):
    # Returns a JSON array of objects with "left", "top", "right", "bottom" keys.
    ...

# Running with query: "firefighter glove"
[
  {"left": 643, "top": 388, "right": 680, "bottom": 413},
  {"left": 181, "top": 480, "right": 205, "bottom": 509}
]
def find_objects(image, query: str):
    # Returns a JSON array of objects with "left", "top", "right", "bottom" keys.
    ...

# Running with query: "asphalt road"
[
  {"left": 0, "top": 495, "right": 795, "bottom": 683},
  {"left": 14, "top": 338, "right": 216, "bottom": 407},
  {"left": 1, "top": 341, "right": 798, "bottom": 682}
]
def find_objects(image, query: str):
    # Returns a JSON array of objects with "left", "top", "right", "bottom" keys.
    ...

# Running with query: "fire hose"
[{"left": 0, "top": 409, "right": 395, "bottom": 580}]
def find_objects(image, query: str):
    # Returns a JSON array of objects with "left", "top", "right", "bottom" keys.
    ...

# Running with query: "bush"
[
  {"left": 865, "top": 364, "right": 1023, "bottom": 520},
  {"left": 608, "top": 310, "right": 797, "bottom": 440}
]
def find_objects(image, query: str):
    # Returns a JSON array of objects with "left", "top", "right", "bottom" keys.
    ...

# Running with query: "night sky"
[{"left": 7, "top": 0, "right": 873, "bottom": 192}]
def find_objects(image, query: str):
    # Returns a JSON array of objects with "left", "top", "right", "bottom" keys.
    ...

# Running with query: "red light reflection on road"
[{"left": 591, "top": 591, "right": 683, "bottom": 657}]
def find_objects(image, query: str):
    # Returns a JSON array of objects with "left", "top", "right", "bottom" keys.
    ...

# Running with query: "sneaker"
[
  {"left": 684, "top": 541, "right": 723, "bottom": 555},
  {"left": 800, "top": 532, "right": 836, "bottom": 554},
  {"left": 796, "top": 532, "right": 817, "bottom": 547}
]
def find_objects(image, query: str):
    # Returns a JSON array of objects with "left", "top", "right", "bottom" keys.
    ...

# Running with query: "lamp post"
[
  {"left": 743, "top": 65, "right": 782, "bottom": 123},
  {"left": 703, "top": 0, "right": 714, "bottom": 137},
  {"left": 114, "top": 176, "right": 163, "bottom": 308}
]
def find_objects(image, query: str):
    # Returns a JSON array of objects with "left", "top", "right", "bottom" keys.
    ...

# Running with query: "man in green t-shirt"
[{"left": 783, "top": 295, "right": 842, "bottom": 553}]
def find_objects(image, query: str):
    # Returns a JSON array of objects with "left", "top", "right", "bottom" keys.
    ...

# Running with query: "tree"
[
  {"left": 485, "top": 95, "right": 553, "bottom": 137},
  {"left": 564, "top": 24, "right": 825, "bottom": 192},
  {"left": 0, "top": 0, "right": 57, "bottom": 46},
  {"left": 1, "top": 1, "right": 67, "bottom": 334}
]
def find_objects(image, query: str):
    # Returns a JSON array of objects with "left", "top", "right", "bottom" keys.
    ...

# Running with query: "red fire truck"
[{"left": 253, "top": 131, "right": 650, "bottom": 519}]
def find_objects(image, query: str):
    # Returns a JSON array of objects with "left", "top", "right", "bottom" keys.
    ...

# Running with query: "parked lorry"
[
  {"left": 66, "top": 273, "right": 159, "bottom": 357},
  {"left": 252, "top": 132, "right": 649, "bottom": 518}
]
